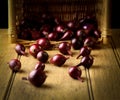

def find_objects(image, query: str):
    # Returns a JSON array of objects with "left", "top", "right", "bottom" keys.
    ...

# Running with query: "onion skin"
[
  {"left": 76, "top": 29, "right": 87, "bottom": 40},
  {"left": 47, "top": 31, "right": 58, "bottom": 41},
  {"left": 36, "top": 38, "right": 51, "bottom": 50},
  {"left": 28, "top": 69, "right": 47, "bottom": 87},
  {"left": 58, "top": 42, "right": 72, "bottom": 56},
  {"left": 8, "top": 59, "right": 21, "bottom": 72},
  {"left": 29, "top": 44, "right": 43, "bottom": 58},
  {"left": 60, "top": 30, "right": 74, "bottom": 40},
  {"left": 84, "top": 37, "right": 96, "bottom": 48},
  {"left": 15, "top": 44, "right": 26, "bottom": 56},
  {"left": 35, "top": 62, "right": 45, "bottom": 71},
  {"left": 50, "top": 54, "right": 69, "bottom": 66},
  {"left": 68, "top": 66, "right": 83, "bottom": 82},
  {"left": 76, "top": 46, "right": 91, "bottom": 59},
  {"left": 36, "top": 51, "right": 49, "bottom": 63},
  {"left": 71, "top": 38, "right": 83, "bottom": 50},
  {"left": 77, "top": 55, "right": 94, "bottom": 69}
]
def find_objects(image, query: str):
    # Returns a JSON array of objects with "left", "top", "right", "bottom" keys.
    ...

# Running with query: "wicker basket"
[{"left": 8, "top": 0, "right": 108, "bottom": 44}]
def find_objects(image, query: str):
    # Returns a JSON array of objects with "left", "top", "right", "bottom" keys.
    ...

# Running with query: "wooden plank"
[
  {"left": 9, "top": 49, "right": 90, "bottom": 100},
  {"left": 89, "top": 37, "right": 120, "bottom": 100},
  {"left": 0, "top": 29, "right": 17, "bottom": 100},
  {"left": 110, "top": 29, "right": 120, "bottom": 66}
]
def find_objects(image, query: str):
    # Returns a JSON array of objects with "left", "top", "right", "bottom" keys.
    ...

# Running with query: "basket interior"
[{"left": 10, "top": 0, "right": 105, "bottom": 43}]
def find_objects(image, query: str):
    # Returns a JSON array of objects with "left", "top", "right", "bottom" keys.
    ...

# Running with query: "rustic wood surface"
[{"left": 0, "top": 29, "right": 120, "bottom": 100}]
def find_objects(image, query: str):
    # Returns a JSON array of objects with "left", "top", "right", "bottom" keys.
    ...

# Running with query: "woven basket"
[{"left": 8, "top": 0, "right": 108, "bottom": 45}]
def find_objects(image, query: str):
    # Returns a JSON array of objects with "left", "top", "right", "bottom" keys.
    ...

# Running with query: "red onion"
[
  {"left": 71, "top": 38, "right": 83, "bottom": 50},
  {"left": 58, "top": 42, "right": 72, "bottom": 56},
  {"left": 77, "top": 55, "right": 94, "bottom": 69},
  {"left": 35, "top": 62, "right": 45, "bottom": 71},
  {"left": 60, "top": 30, "right": 74, "bottom": 40},
  {"left": 36, "top": 38, "right": 51, "bottom": 50},
  {"left": 76, "top": 46, "right": 91, "bottom": 59},
  {"left": 68, "top": 66, "right": 83, "bottom": 82},
  {"left": 76, "top": 29, "right": 86, "bottom": 40},
  {"left": 93, "top": 29, "right": 101, "bottom": 39},
  {"left": 29, "top": 44, "right": 43, "bottom": 58},
  {"left": 55, "top": 25, "right": 66, "bottom": 33},
  {"left": 84, "top": 37, "right": 96, "bottom": 48},
  {"left": 67, "top": 21, "right": 75, "bottom": 29},
  {"left": 28, "top": 69, "right": 47, "bottom": 87},
  {"left": 50, "top": 54, "right": 69, "bottom": 66},
  {"left": 36, "top": 50, "right": 49, "bottom": 63},
  {"left": 83, "top": 24, "right": 95, "bottom": 35},
  {"left": 47, "top": 31, "right": 58, "bottom": 41},
  {"left": 8, "top": 59, "right": 21, "bottom": 72},
  {"left": 15, "top": 44, "right": 28, "bottom": 56}
]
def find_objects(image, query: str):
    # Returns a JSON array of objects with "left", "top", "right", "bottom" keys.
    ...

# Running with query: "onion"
[
  {"left": 67, "top": 21, "right": 75, "bottom": 29},
  {"left": 50, "top": 54, "right": 69, "bottom": 66},
  {"left": 8, "top": 59, "right": 21, "bottom": 72},
  {"left": 28, "top": 69, "right": 47, "bottom": 87},
  {"left": 47, "top": 31, "right": 58, "bottom": 41},
  {"left": 77, "top": 55, "right": 94, "bottom": 69},
  {"left": 58, "top": 42, "right": 72, "bottom": 56},
  {"left": 60, "top": 30, "right": 74, "bottom": 40},
  {"left": 71, "top": 38, "right": 83, "bottom": 50},
  {"left": 29, "top": 44, "right": 43, "bottom": 58},
  {"left": 76, "top": 46, "right": 91, "bottom": 59},
  {"left": 36, "top": 38, "right": 51, "bottom": 50},
  {"left": 68, "top": 66, "right": 83, "bottom": 82},
  {"left": 83, "top": 24, "right": 95, "bottom": 35},
  {"left": 36, "top": 50, "right": 49, "bottom": 63},
  {"left": 55, "top": 25, "right": 66, "bottom": 33},
  {"left": 15, "top": 44, "right": 28, "bottom": 56},
  {"left": 76, "top": 29, "right": 86, "bottom": 40},
  {"left": 84, "top": 37, "right": 96, "bottom": 48},
  {"left": 93, "top": 29, "right": 101, "bottom": 39},
  {"left": 35, "top": 62, "right": 45, "bottom": 71}
]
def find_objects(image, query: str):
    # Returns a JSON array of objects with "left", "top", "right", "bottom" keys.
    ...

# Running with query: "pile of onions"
[{"left": 8, "top": 14, "right": 102, "bottom": 86}]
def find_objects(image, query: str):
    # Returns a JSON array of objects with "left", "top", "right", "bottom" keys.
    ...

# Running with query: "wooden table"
[{"left": 0, "top": 29, "right": 120, "bottom": 100}]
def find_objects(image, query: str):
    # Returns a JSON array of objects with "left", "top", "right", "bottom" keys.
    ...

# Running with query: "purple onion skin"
[
  {"left": 15, "top": 44, "right": 26, "bottom": 56},
  {"left": 68, "top": 66, "right": 83, "bottom": 82},
  {"left": 35, "top": 62, "right": 45, "bottom": 71},
  {"left": 47, "top": 32, "right": 58, "bottom": 41},
  {"left": 76, "top": 46, "right": 91, "bottom": 59},
  {"left": 84, "top": 37, "right": 95, "bottom": 48},
  {"left": 77, "top": 55, "right": 94, "bottom": 69},
  {"left": 71, "top": 38, "right": 83, "bottom": 50},
  {"left": 60, "top": 30, "right": 74, "bottom": 40},
  {"left": 8, "top": 59, "right": 21, "bottom": 72},
  {"left": 28, "top": 69, "right": 47, "bottom": 87},
  {"left": 37, "top": 51, "right": 49, "bottom": 63},
  {"left": 58, "top": 42, "right": 72, "bottom": 56},
  {"left": 36, "top": 38, "right": 51, "bottom": 50},
  {"left": 29, "top": 44, "right": 43, "bottom": 58},
  {"left": 50, "top": 54, "right": 69, "bottom": 66}
]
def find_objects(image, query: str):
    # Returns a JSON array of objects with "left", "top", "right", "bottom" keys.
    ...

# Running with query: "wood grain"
[
  {"left": 0, "top": 29, "right": 120, "bottom": 100},
  {"left": 9, "top": 49, "right": 90, "bottom": 100},
  {"left": 89, "top": 37, "right": 120, "bottom": 100},
  {"left": 0, "top": 29, "right": 16, "bottom": 100}
]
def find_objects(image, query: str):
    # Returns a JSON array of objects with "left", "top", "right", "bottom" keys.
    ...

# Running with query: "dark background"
[{"left": 0, "top": 0, "right": 120, "bottom": 28}]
